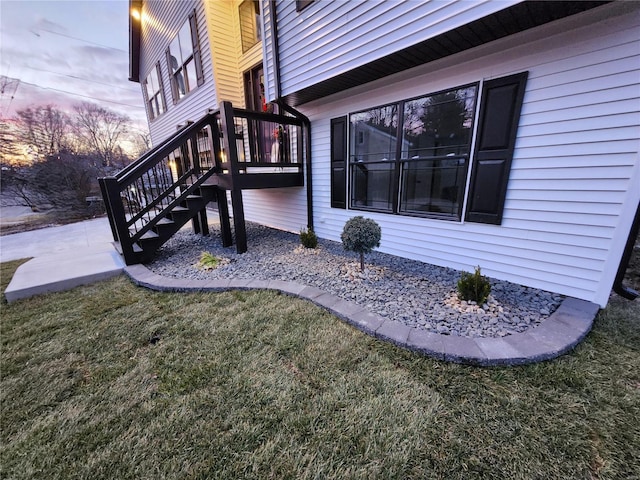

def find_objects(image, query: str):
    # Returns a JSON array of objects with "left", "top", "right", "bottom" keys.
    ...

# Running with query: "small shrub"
[
  {"left": 197, "top": 251, "right": 219, "bottom": 270},
  {"left": 341, "top": 216, "right": 381, "bottom": 272},
  {"left": 457, "top": 266, "right": 491, "bottom": 304},
  {"left": 299, "top": 228, "right": 318, "bottom": 249}
]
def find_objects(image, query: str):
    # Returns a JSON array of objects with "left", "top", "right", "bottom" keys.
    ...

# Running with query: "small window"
[
  {"left": 166, "top": 11, "right": 204, "bottom": 103},
  {"left": 239, "top": 0, "right": 261, "bottom": 53},
  {"left": 143, "top": 63, "right": 166, "bottom": 120},
  {"left": 296, "top": 0, "right": 313, "bottom": 12}
]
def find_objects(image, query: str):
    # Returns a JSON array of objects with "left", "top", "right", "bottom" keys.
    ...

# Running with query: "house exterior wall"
[
  {"left": 265, "top": 0, "right": 521, "bottom": 101},
  {"left": 139, "top": 0, "right": 265, "bottom": 141},
  {"left": 139, "top": 0, "right": 217, "bottom": 144},
  {"left": 252, "top": 2, "right": 639, "bottom": 307}
]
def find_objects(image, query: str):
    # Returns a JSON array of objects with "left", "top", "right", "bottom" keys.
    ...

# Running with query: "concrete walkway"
[
  {"left": 2, "top": 218, "right": 599, "bottom": 366},
  {"left": 2, "top": 218, "right": 125, "bottom": 302}
]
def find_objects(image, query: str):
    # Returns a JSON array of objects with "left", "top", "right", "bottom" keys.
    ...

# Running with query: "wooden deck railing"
[{"left": 99, "top": 102, "right": 305, "bottom": 264}]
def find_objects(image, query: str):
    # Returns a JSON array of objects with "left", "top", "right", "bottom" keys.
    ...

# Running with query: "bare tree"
[
  {"left": 14, "top": 105, "right": 70, "bottom": 159},
  {"left": 0, "top": 119, "right": 20, "bottom": 164},
  {"left": 130, "top": 129, "right": 151, "bottom": 159},
  {"left": 73, "top": 102, "right": 130, "bottom": 166}
]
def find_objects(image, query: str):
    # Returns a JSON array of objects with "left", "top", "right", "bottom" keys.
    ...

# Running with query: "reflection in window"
[
  {"left": 239, "top": 0, "right": 261, "bottom": 53},
  {"left": 144, "top": 63, "right": 165, "bottom": 120},
  {"left": 402, "top": 87, "right": 476, "bottom": 159},
  {"left": 400, "top": 86, "right": 477, "bottom": 216},
  {"left": 349, "top": 105, "right": 398, "bottom": 212},
  {"left": 348, "top": 85, "right": 478, "bottom": 218},
  {"left": 168, "top": 18, "right": 198, "bottom": 100}
]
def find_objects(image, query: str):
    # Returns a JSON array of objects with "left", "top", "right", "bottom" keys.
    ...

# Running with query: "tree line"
[{"left": 0, "top": 102, "right": 149, "bottom": 220}]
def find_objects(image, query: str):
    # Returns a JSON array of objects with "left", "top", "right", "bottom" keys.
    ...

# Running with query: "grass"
[{"left": 1, "top": 262, "right": 639, "bottom": 479}]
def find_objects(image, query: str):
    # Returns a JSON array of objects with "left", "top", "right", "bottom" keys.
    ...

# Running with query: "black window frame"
[
  {"left": 335, "top": 73, "right": 528, "bottom": 225},
  {"left": 347, "top": 83, "right": 479, "bottom": 220},
  {"left": 142, "top": 62, "right": 166, "bottom": 121},
  {"left": 166, "top": 10, "right": 204, "bottom": 104}
]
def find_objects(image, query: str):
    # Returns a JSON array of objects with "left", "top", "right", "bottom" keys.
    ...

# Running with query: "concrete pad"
[
  {"left": 5, "top": 246, "right": 124, "bottom": 302},
  {"left": 0, "top": 217, "right": 115, "bottom": 262}
]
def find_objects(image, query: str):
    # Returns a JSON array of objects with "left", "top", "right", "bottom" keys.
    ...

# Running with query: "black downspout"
[
  {"left": 269, "top": 0, "right": 313, "bottom": 231},
  {"left": 613, "top": 201, "right": 640, "bottom": 300}
]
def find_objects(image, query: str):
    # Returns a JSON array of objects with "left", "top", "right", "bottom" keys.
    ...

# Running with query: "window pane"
[
  {"left": 402, "top": 86, "right": 477, "bottom": 159},
  {"left": 239, "top": 0, "right": 259, "bottom": 53},
  {"left": 184, "top": 59, "right": 197, "bottom": 94},
  {"left": 177, "top": 22, "right": 193, "bottom": 61},
  {"left": 174, "top": 69, "right": 186, "bottom": 97},
  {"left": 350, "top": 162, "right": 395, "bottom": 212},
  {"left": 400, "top": 157, "right": 467, "bottom": 216},
  {"left": 350, "top": 105, "right": 399, "bottom": 163},
  {"left": 169, "top": 36, "right": 181, "bottom": 72}
]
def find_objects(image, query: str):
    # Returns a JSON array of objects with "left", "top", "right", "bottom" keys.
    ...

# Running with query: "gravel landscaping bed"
[{"left": 146, "top": 222, "right": 564, "bottom": 338}]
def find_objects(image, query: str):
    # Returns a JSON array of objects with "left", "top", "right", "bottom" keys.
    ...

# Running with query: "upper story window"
[
  {"left": 166, "top": 11, "right": 204, "bottom": 103},
  {"left": 143, "top": 62, "right": 166, "bottom": 120},
  {"left": 239, "top": 0, "right": 261, "bottom": 53},
  {"left": 296, "top": 0, "right": 314, "bottom": 12}
]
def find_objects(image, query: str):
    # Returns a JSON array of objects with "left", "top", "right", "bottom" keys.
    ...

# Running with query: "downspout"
[
  {"left": 269, "top": 0, "right": 314, "bottom": 231},
  {"left": 613, "top": 201, "right": 640, "bottom": 300}
]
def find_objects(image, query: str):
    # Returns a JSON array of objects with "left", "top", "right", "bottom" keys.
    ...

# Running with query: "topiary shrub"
[
  {"left": 341, "top": 216, "right": 381, "bottom": 272},
  {"left": 457, "top": 266, "right": 491, "bottom": 305},
  {"left": 299, "top": 228, "right": 318, "bottom": 249}
]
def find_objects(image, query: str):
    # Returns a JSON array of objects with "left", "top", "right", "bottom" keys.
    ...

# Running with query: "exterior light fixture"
[{"left": 131, "top": 8, "right": 141, "bottom": 21}]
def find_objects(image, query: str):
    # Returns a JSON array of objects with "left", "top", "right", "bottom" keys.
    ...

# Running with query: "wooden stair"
[{"left": 114, "top": 181, "right": 219, "bottom": 264}]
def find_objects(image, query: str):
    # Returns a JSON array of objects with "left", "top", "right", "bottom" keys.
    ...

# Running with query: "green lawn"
[{"left": 1, "top": 260, "right": 639, "bottom": 479}]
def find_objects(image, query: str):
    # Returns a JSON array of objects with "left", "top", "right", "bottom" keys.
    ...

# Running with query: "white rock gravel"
[{"left": 146, "top": 222, "right": 564, "bottom": 338}]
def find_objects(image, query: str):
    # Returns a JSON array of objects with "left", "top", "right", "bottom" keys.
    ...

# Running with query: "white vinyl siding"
[
  {"left": 287, "top": 3, "right": 639, "bottom": 307},
  {"left": 140, "top": 0, "right": 216, "bottom": 144},
  {"left": 242, "top": 188, "right": 308, "bottom": 233},
  {"left": 269, "top": 0, "right": 520, "bottom": 101}
]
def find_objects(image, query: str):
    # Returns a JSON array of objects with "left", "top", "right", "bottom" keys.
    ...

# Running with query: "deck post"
[
  {"left": 102, "top": 176, "right": 138, "bottom": 265},
  {"left": 219, "top": 101, "right": 247, "bottom": 253},
  {"left": 191, "top": 207, "right": 208, "bottom": 235},
  {"left": 216, "top": 189, "right": 233, "bottom": 247}
]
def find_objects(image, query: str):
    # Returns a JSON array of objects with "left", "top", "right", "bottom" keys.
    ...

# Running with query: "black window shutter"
[
  {"left": 189, "top": 11, "right": 205, "bottom": 87},
  {"left": 466, "top": 71, "right": 528, "bottom": 225},
  {"left": 165, "top": 47, "right": 178, "bottom": 105},
  {"left": 330, "top": 116, "right": 347, "bottom": 209},
  {"left": 156, "top": 62, "right": 167, "bottom": 112},
  {"left": 141, "top": 72, "right": 151, "bottom": 119}
]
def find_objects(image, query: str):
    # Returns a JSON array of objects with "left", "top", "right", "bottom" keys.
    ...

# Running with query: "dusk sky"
[{"left": 0, "top": 0, "right": 148, "bottom": 133}]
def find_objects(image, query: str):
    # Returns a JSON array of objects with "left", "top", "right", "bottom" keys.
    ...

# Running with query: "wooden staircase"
[{"left": 99, "top": 102, "right": 305, "bottom": 265}]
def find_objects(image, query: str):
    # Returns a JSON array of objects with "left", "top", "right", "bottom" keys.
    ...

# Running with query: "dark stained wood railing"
[{"left": 99, "top": 102, "right": 305, "bottom": 265}]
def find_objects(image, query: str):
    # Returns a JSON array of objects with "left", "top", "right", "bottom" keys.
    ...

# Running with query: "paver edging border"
[{"left": 124, "top": 264, "right": 598, "bottom": 366}]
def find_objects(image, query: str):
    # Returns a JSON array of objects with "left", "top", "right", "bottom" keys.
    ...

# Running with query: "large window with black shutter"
[
  {"left": 330, "top": 116, "right": 347, "bottom": 209},
  {"left": 333, "top": 72, "right": 528, "bottom": 224}
]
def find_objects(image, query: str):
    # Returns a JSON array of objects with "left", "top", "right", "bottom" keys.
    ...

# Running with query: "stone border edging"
[{"left": 124, "top": 264, "right": 599, "bottom": 366}]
